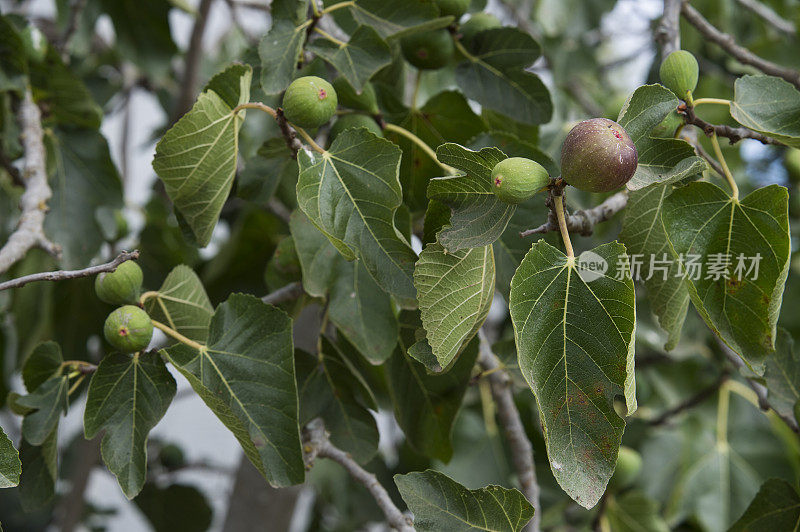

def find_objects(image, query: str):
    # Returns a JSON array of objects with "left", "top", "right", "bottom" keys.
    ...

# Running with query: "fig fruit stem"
[
  {"left": 68, "top": 375, "right": 86, "bottom": 396},
  {"left": 233, "top": 101, "right": 277, "bottom": 119},
  {"left": 321, "top": 0, "right": 353, "bottom": 15},
  {"left": 693, "top": 98, "right": 731, "bottom": 107},
  {"left": 382, "top": 123, "right": 457, "bottom": 175},
  {"left": 553, "top": 193, "right": 575, "bottom": 258},
  {"left": 310, "top": 0, "right": 321, "bottom": 17},
  {"left": 314, "top": 27, "right": 346, "bottom": 47},
  {"left": 453, "top": 38, "right": 476, "bottom": 63},
  {"left": 139, "top": 290, "right": 160, "bottom": 305},
  {"left": 152, "top": 319, "right": 206, "bottom": 351},
  {"left": 709, "top": 133, "right": 739, "bottom": 200},
  {"left": 293, "top": 125, "right": 326, "bottom": 153}
]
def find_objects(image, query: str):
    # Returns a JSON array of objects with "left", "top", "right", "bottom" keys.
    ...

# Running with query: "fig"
[
  {"left": 560, "top": 118, "right": 638, "bottom": 193},
  {"left": 460, "top": 13, "right": 501, "bottom": 44},
  {"left": 332, "top": 78, "right": 379, "bottom": 115},
  {"left": 651, "top": 109, "right": 684, "bottom": 139},
  {"left": 785, "top": 149, "right": 800, "bottom": 184},
  {"left": 103, "top": 305, "right": 153, "bottom": 353},
  {"left": 95, "top": 260, "right": 143, "bottom": 305},
  {"left": 491, "top": 157, "right": 550, "bottom": 204},
  {"left": 159, "top": 443, "right": 186, "bottom": 470},
  {"left": 329, "top": 114, "right": 382, "bottom": 143},
  {"left": 659, "top": 50, "right": 699, "bottom": 100},
  {"left": 608, "top": 446, "right": 642, "bottom": 490},
  {"left": 401, "top": 29, "right": 454, "bottom": 70},
  {"left": 436, "top": 0, "right": 469, "bottom": 18},
  {"left": 282, "top": 76, "right": 337, "bottom": 128}
]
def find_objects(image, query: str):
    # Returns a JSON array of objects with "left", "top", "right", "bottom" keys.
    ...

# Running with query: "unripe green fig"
[
  {"left": 560, "top": 118, "right": 638, "bottom": 193},
  {"left": 271, "top": 236, "right": 301, "bottom": 276},
  {"left": 608, "top": 446, "right": 642, "bottom": 490},
  {"left": 282, "top": 76, "right": 338, "bottom": 128},
  {"left": 659, "top": 50, "right": 699, "bottom": 100},
  {"left": 785, "top": 149, "right": 800, "bottom": 184},
  {"left": 159, "top": 443, "right": 186, "bottom": 470},
  {"left": 329, "top": 115, "right": 382, "bottom": 143},
  {"left": 491, "top": 157, "right": 550, "bottom": 204},
  {"left": 401, "top": 29, "right": 454, "bottom": 70},
  {"left": 103, "top": 305, "right": 153, "bottom": 353},
  {"left": 460, "top": 13, "right": 501, "bottom": 44},
  {"left": 436, "top": 0, "right": 469, "bottom": 18},
  {"left": 332, "top": 78, "right": 379, "bottom": 115},
  {"left": 95, "top": 261, "right": 143, "bottom": 305},
  {"left": 651, "top": 109, "right": 684, "bottom": 139}
]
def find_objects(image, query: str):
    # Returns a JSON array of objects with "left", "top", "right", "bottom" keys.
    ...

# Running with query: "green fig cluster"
[
  {"left": 95, "top": 260, "right": 143, "bottom": 305},
  {"left": 608, "top": 446, "right": 642, "bottom": 490},
  {"left": 329, "top": 115, "right": 382, "bottom": 143},
  {"left": 560, "top": 118, "right": 638, "bottom": 193},
  {"left": 401, "top": 29, "right": 454, "bottom": 70},
  {"left": 282, "top": 76, "right": 338, "bottom": 128},
  {"left": 460, "top": 13, "right": 501, "bottom": 44},
  {"left": 659, "top": 50, "right": 699, "bottom": 101},
  {"left": 103, "top": 305, "right": 154, "bottom": 353},
  {"left": 490, "top": 157, "right": 550, "bottom": 204}
]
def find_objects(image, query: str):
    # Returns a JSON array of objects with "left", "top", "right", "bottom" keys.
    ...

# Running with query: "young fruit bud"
[
  {"left": 282, "top": 76, "right": 338, "bottom": 128},
  {"left": 460, "top": 13, "right": 502, "bottom": 44},
  {"left": 659, "top": 50, "right": 699, "bottom": 100},
  {"left": 560, "top": 118, "right": 638, "bottom": 193},
  {"left": 329, "top": 114, "right": 382, "bottom": 144},
  {"left": 490, "top": 157, "right": 550, "bottom": 204},
  {"left": 332, "top": 78, "right": 379, "bottom": 115},
  {"left": 608, "top": 446, "right": 642, "bottom": 491},
  {"left": 401, "top": 29, "right": 455, "bottom": 70},
  {"left": 95, "top": 261, "right": 143, "bottom": 305},
  {"left": 436, "top": 0, "right": 469, "bottom": 19},
  {"left": 103, "top": 305, "right": 153, "bottom": 353}
]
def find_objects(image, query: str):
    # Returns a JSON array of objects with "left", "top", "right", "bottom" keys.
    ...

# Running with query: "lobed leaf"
[
  {"left": 145, "top": 265, "right": 214, "bottom": 344},
  {"left": 258, "top": 20, "right": 307, "bottom": 95},
  {"left": 730, "top": 479, "right": 800, "bottom": 532},
  {"left": 308, "top": 25, "right": 391, "bottom": 92},
  {"left": 730, "top": 75, "right": 800, "bottom": 148}
]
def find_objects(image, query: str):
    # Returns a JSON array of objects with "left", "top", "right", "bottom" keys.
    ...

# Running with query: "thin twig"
[
  {"left": 56, "top": 0, "right": 88, "bottom": 59},
  {"left": 303, "top": 419, "right": 414, "bottom": 531},
  {"left": 0, "top": 146, "right": 24, "bottom": 187},
  {"left": 0, "top": 89, "right": 60, "bottom": 275},
  {"left": 174, "top": 0, "right": 215, "bottom": 120},
  {"left": 262, "top": 282, "right": 304, "bottom": 305},
  {"left": 0, "top": 250, "right": 139, "bottom": 291},
  {"left": 478, "top": 329, "right": 541, "bottom": 532},
  {"left": 734, "top": 0, "right": 795, "bottom": 35},
  {"left": 679, "top": 103, "right": 784, "bottom": 146},
  {"left": 656, "top": 0, "right": 683, "bottom": 58},
  {"left": 520, "top": 190, "right": 628, "bottom": 237},
  {"left": 681, "top": 132, "right": 726, "bottom": 177},
  {"left": 646, "top": 372, "right": 729, "bottom": 425},
  {"left": 681, "top": 2, "right": 800, "bottom": 90},
  {"left": 276, "top": 108, "right": 305, "bottom": 158}
]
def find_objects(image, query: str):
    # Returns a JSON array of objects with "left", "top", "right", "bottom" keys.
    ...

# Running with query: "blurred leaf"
[
  {"left": 605, "top": 491, "right": 669, "bottom": 532},
  {"left": 308, "top": 26, "right": 391, "bottom": 92},
  {"left": 730, "top": 75, "right": 800, "bottom": 148},
  {"left": 350, "top": 0, "right": 452, "bottom": 39},
  {"left": 730, "top": 479, "right": 800, "bottom": 532},
  {"left": 17, "top": 430, "right": 57, "bottom": 511},
  {"left": 145, "top": 265, "right": 213, "bottom": 344},
  {"left": 134, "top": 483, "right": 212, "bottom": 532},
  {"left": 22, "top": 341, "right": 62, "bottom": 393},
  {"left": 18, "top": 375, "right": 68, "bottom": 446},
  {"left": 764, "top": 328, "right": 800, "bottom": 420}
]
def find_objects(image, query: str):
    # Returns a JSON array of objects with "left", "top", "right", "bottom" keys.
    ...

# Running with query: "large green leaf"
[
  {"left": 509, "top": 240, "right": 636, "bottom": 508},
  {"left": 296, "top": 128, "right": 417, "bottom": 304},
  {"left": 22, "top": 341, "right": 63, "bottom": 393},
  {"left": 308, "top": 26, "right": 391, "bottom": 92},
  {"left": 456, "top": 28, "right": 552, "bottom": 126},
  {"left": 619, "top": 184, "right": 689, "bottom": 350},
  {"left": 145, "top": 265, "right": 214, "bottom": 344},
  {"left": 429, "top": 143, "right": 514, "bottom": 251},
  {"left": 84, "top": 352, "right": 177, "bottom": 498},
  {"left": 730, "top": 75, "right": 800, "bottom": 148},
  {"left": 45, "top": 128, "right": 124, "bottom": 268},
  {"left": 730, "top": 479, "right": 800, "bottom": 532},
  {"left": 0, "top": 425, "right": 21, "bottom": 488},
  {"left": 18, "top": 429, "right": 58, "bottom": 511},
  {"left": 295, "top": 339, "right": 379, "bottom": 463},
  {"left": 290, "top": 211, "right": 398, "bottom": 363},
  {"left": 18, "top": 374, "right": 68, "bottom": 446},
  {"left": 134, "top": 482, "right": 213, "bottom": 532},
  {"left": 349, "top": 0, "right": 452, "bottom": 39},
  {"left": 661, "top": 183, "right": 790, "bottom": 373},
  {"left": 258, "top": 20, "right": 306, "bottom": 95},
  {"left": 414, "top": 242, "right": 494, "bottom": 370},
  {"left": 764, "top": 328, "right": 800, "bottom": 421},
  {"left": 163, "top": 293, "right": 304, "bottom": 486},
  {"left": 386, "top": 312, "right": 478, "bottom": 461},
  {"left": 152, "top": 64, "right": 252, "bottom": 246},
  {"left": 617, "top": 84, "right": 706, "bottom": 190},
  {"left": 394, "top": 469, "right": 534, "bottom": 531}
]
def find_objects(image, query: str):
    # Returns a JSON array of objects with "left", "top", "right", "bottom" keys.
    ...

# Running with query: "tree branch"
[
  {"left": 55, "top": 0, "right": 88, "bottom": 58},
  {"left": 679, "top": 103, "right": 785, "bottom": 145},
  {"left": 681, "top": 2, "right": 800, "bottom": 90},
  {"left": 734, "top": 0, "right": 795, "bottom": 35},
  {"left": 174, "top": 0, "right": 215, "bottom": 120},
  {"left": 520, "top": 190, "right": 628, "bottom": 238},
  {"left": 302, "top": 419, "right": 414, "bottom": 532},
  {"left": 478, "top": 329, "right": 541, "bottom": 532},
  {"left": 646, "top": 372, "right": 729, "bottom": 425},
  {"left": 0, "top": 89, "right": 60, "bottom": 275},
  {"left": 656, "top": 0, "right": 682, "bottom": 58},
  {"left": 262, "top": 281, "right": 304, "bottom": 305},
  {"left": 0, "top": 250, "right": 139, "bottom": 291},
  {"left": 276, "top": 108, "right": 305, "bottom": 158}
]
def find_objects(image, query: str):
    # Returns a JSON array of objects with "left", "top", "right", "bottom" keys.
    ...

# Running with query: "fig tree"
[
  {"left": 659, "top": 50, "right": 699, "bottom": 100},
  {"left": 282, "top": 76, "right": 337, "bottom": 128},
  {"left": 608, "top": 446, "right": 642, "bottom": 490},
  {"left": 491, "top": 157, "right": 550, "bottom": 204},
  {"left": 401, "top": 29, "right": 454, "bottom": 70},
  {"left": 329, "top": 114, "right": 382, "bottom": 143},
  {"left": 103, "top": 305, "right": 153, "bottom": 353},
  {"left": 332, "top": 78, "right": 379, "bottom": 114},
  {"left": 436, "top": 0, "right": 469, "bottom": 18},
  {"left": 460, "top": 13, "right": 501, "bottom": 44},
  {"left": 95, "top": 260, "right": 143, "bottom": 305},
  {"left": 560, "top": 118, "right": 638, "bottom": 192}
]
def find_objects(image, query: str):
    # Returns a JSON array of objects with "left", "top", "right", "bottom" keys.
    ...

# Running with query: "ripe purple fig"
[{"left": 560, "top": 118, "right": 638, "bottom": 193}]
